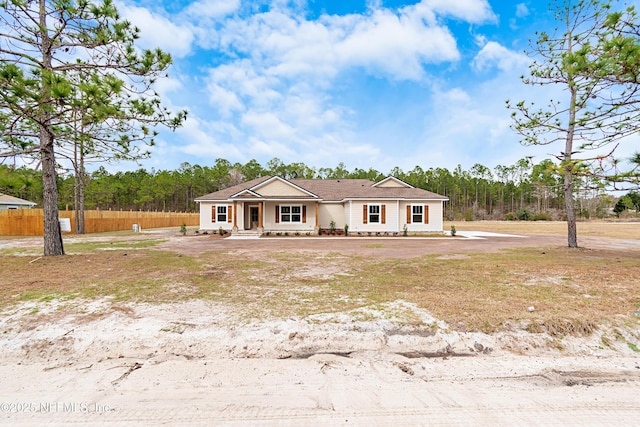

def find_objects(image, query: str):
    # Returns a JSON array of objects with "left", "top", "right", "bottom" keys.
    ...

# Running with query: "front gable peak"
[
  {"left": 372, "top": 176, "right": 414, "bottom": 188},
  {"left": 251, "top": 176, "right": 319, "bottom": 198},
  {"left": 229, "top": 188, "right": 262, "bottom": 199}
]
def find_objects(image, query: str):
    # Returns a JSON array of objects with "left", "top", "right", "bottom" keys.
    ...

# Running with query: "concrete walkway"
[{"left": 224, "top": 231, "right": 528, "bottom": 240}]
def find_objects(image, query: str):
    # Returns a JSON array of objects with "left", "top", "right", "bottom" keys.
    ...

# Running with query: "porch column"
[
  {"left": 233, "top": 201, "right": 238, "bottom": 231},
  {"left": 258, "top": 202, "right": 263, "bottom": 230},
  {"left": 315, "top": 201, "right": 319, "bottom": 231}
]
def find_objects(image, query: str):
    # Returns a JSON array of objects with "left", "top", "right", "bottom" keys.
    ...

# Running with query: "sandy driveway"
[{"left": 1, "top": 229, "right": 639, "bottom": 425}]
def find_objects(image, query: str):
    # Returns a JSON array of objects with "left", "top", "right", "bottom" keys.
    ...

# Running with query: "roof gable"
[
  {"left": 372, "top": 176, "right": 413, "bottom": 188},
  {"left": 251, "top": 176, "right": 319, "bottom": 198},
  {"left": 194, "top": 176, "right": 271, "bottom": 202},
  {"left": 229, "top": 189, "right": 262, "bottom": 198}
]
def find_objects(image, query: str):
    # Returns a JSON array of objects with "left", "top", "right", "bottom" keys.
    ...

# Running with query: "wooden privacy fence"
[{"left": 0, "top": 209, "right": 199, "bottom": 236}]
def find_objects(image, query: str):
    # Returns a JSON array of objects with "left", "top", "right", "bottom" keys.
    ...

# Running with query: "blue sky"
[{"left": 111, "top": 0, "right": 636, "bottom": 175}]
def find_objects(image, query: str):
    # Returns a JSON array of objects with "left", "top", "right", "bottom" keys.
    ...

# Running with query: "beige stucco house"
[{"left": 195, "top": 176, "right": 448, "bottom": 235}]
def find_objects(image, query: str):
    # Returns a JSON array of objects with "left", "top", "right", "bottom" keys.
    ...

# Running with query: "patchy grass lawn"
[
  {"left": 1, "top": 224, "right": 638, "bottom": 336},
  {"left": 189, "top": 246, "right": 639, "bottom": 334}
]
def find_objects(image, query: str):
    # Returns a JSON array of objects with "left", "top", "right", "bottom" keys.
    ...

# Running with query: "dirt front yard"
[{"left": 0, "top": 222, "right": 639, "bottom": 425}]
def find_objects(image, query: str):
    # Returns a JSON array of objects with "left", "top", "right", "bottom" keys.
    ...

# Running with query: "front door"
[{"left": 250, "top": 207, "right": 259, "bottom": 229}]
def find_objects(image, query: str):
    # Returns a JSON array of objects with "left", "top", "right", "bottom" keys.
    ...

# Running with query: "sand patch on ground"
[{"left": 1, "top": 298, "right": 639, "bottom": 425}]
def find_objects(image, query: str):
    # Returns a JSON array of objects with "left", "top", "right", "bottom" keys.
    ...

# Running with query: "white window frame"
[
  {"left": 216, "top": 205, "right": 227, "bottom": 223},
  {"left": 280, "top": 205, "right": 302, "bottom": 223},
  {"left": 412, "top": 205, "right": 423, "bottom": 224},
  {"left": 368, "top": 204, "right": 381, "bottom": 223}
]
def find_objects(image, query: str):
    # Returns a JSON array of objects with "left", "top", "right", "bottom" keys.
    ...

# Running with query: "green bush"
[
  {"left": 614, "top": 195, "right": 635, "bottom": 216},
  {"left": 463, "top": 209, "right": 474, "bottom": 222},
  {"left": 516, "top": 209, "right": 532, "bottom": 221},
  {"left": 505, "top": 212, "right": 516, "bottom": 221},
  {"left": 532, "top": 212, "right": 551, "bottom": 221}
]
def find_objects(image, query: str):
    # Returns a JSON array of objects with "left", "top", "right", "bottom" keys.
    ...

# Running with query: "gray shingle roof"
[
  {"left": 195, "top": 176, "right": 447, "bottom": 202},
  {"left": 195, "top": 176, "right": 271, "bottom": 201},
  {"left": 0, "top": 193, "right": 37, "bottom": 206},
  {"left": 292, "top": 179, "right": 447, "bottom": 201}
]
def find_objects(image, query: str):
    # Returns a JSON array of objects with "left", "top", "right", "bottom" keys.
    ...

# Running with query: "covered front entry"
[{"left": 242, "top": 202, "right": 263, "bottom": 231}]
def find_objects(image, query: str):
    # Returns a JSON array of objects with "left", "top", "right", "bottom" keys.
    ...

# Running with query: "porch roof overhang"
[
  {"left": 339, "top": 197, "right": 449, "bottom": 202},
  {"left": 203, "top": 197, "right": 323, "bottom": 203},
  {"left": 248, "top": 197, "right": 321, "bottom": 202}
]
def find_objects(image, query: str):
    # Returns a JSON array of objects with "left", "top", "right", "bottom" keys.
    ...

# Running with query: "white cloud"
[
  {"left": 118, "top": 3, "right": 194, "bottom": 58},
  {"left": 205, "top": 60, "right": 282, "bottom": 111},
  {"left": 216, "top": 1, "right": 482, "bottom": 82},
  {"left": 183, "top": 0, "right": 240, "bottom": 20},
  {"left": 152, "top": 76, "right": 183, "bottom": 99},
  {"left": 442, "top": 88, "right": 472, "bottom": 104},
  {"left": 207, "top": 84, "right": 244, "bottom": 117},
  {"left": 335, "top": 8, "right": 459, "bottom": 80},
  {"left": 516, "top": 3, "right": 530, "bottom": 18},
  {"left": 247, "top": 137, "right": 296, "bottom": 159},
  {"left": 176, "top": 117, "right": 242, "bottom": 158},
  {"left": 422, "top": 0, "right": 497, "bottom": 23},
  {"left": 472, "top": 41, "right": 529, "bottom": 72},
  {"left": 241, "top": 111, "right": 296, "bottom": 140}
]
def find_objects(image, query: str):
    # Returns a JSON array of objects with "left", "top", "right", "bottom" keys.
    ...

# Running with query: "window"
[
  {"left": 363, "top": 204, "right": 385, "bottom": 224},
  {"left": 217, "top": 205, "right": 227, "bottom": 222},
  {"left": 291, "top": 206, "right": 301, "bottom": 222},
  {"left": 412, "top": 205, "right": 423, "bottom": 223},
  {"left": 279, "top": 205, "right": 302, "bottom": 223},
  {"left": 369, "top": 204, "right": 380, "bottom": 223},
  {"left": 407, "top": 204, "right": 428, "bottom": 224}
]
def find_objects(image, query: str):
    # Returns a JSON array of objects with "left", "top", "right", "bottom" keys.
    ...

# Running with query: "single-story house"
[
  {"left": 195, "top": 176, "right": 448, "bottom": 235},
  {"left": 0, "top": 193, "right": 37, "bottom": 210}
]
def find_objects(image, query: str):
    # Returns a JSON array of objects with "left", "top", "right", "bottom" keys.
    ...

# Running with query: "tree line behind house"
[{"left": 2, "top": 157, "right": 638, "bottom": 220}]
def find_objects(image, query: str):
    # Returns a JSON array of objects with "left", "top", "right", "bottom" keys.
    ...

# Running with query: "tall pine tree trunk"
[
  {"left": 564, "top": 36, "right": 578, "bottom": 249},
  {"left": 41, "top": 128, "right": 64, "bottom": 256},
  {"left": 39, "top": 0, "right": 64, "bottom": 255},
  {"left": 564, "top": 169, "right": 578, "bottom": 248},
  {"left": 73, "top": 129, "right": 86, "bottom": 234}
]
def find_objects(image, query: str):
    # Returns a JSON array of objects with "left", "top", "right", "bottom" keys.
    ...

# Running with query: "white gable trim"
[
  {"left": 372, "top": 176, "right": 414, "bottom": 188},
  {"left": 229, "top": 189, "right": 263, "bottom": 199}
]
